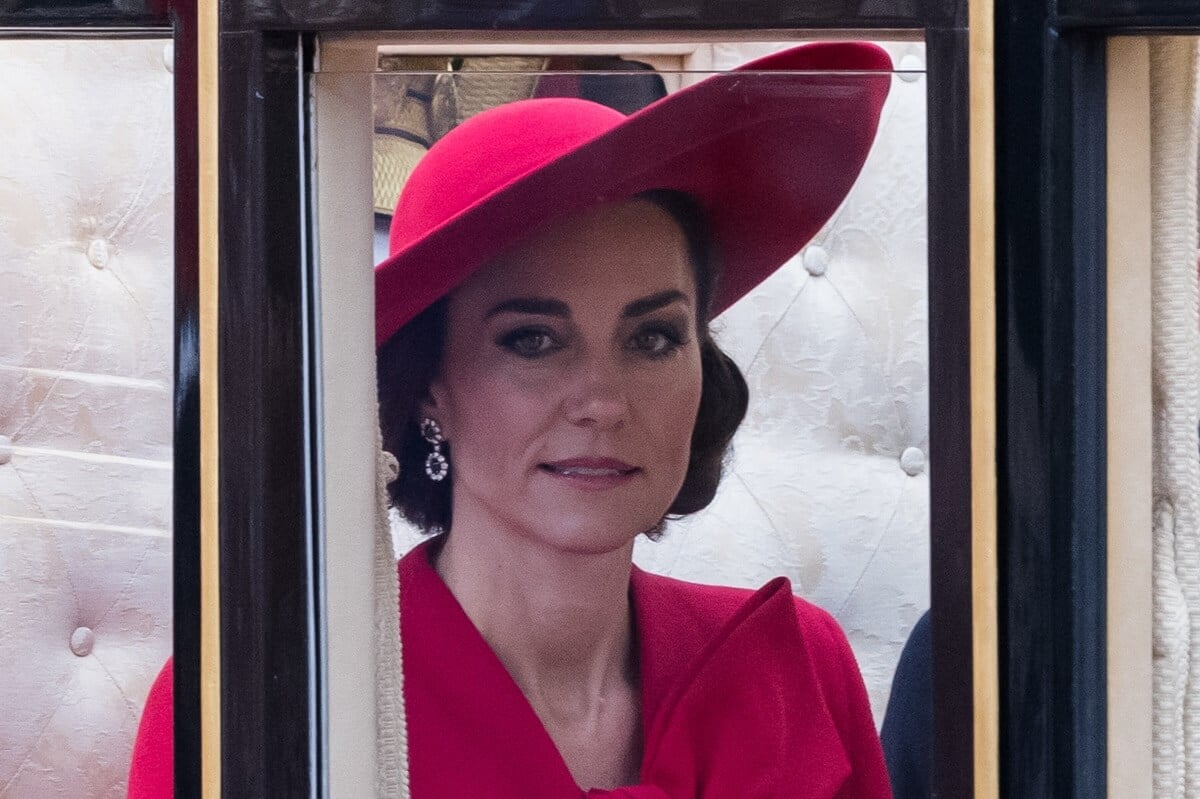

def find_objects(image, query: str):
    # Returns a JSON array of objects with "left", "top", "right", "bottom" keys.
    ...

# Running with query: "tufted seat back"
[{"left": 0, "top": 39, "right": 174, "bottom": 798}]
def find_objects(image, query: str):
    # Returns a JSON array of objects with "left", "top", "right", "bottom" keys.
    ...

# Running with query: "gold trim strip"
[
  {"left": 968, "top": 1, "right": 1000, "bottom": 796},
  {"left": 199, "top": 0, "right": 221, "bottom": 795}
]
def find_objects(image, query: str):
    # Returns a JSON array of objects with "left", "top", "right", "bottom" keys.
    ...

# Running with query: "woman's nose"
[{"left": 564, "top": 358, "right": 630, "bottom": 429}]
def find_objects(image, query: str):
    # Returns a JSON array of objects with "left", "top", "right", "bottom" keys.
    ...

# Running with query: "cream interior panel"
[{"left": 1106, "top": 35, "right": 1154, "bottom": 799}]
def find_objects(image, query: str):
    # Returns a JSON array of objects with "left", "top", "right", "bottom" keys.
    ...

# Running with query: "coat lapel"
[{"left": 631, "top": 570, "right": 853, "bottom": 798}]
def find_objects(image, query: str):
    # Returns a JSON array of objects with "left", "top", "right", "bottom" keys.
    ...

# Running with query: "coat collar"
[{"left": 399, "top": 539, "right": 852, "bottom": 798}]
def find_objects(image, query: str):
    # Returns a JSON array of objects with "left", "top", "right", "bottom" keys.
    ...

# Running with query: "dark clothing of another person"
[{"left": 880, "top": 610, "right": 932, "bottom": 799}]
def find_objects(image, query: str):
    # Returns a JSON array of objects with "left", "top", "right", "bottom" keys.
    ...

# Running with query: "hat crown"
[{"left": 388, "top": 98, "right": 626, "bottom": 254}]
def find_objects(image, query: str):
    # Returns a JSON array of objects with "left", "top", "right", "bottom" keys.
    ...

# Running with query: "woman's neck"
[{"left": 434, "top": 519, "right": 638, "bottom": 708}]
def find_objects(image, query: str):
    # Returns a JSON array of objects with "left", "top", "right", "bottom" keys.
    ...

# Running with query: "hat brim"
[{"left": 375, "top": 43, "right": 892, "bottom": 347}]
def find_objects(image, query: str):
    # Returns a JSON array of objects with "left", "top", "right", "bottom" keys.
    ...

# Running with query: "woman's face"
[{"left": 425, "top": 198, "right": 704, "bottom": 554}]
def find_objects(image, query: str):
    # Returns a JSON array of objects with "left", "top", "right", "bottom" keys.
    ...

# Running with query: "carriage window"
[{"left": 369, "top": 43, "right": 930, "bottom": 724}]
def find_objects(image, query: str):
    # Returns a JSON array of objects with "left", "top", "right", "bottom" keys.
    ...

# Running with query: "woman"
[{"left": 130, "top": 42, "right": 894, "bottom": 798}]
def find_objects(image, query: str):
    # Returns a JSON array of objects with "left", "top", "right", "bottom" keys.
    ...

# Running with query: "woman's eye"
[
  {"left": 499, "top": 328, "right": 560, "bottom": 358},
  {"left": 630, "top": 326, "right": 684, "bottom": 357}
]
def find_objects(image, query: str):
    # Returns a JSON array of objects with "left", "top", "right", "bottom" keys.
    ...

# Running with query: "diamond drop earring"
[{"left": 420, "top": 417, "right": 449, "bottom": 482}]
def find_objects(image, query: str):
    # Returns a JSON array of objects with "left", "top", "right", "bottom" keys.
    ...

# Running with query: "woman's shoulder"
[
  {"left": 631, "top": 567, "right": 860, "bottom": 682},
  {"left": 633, "top": 567, "right": 848, "bottom": 639},
  {"left": 632, "top": 569, "right": 891, "bottom": 796},
  {"left": 127, "top": 657, "right": 174, "bottom": 799}
]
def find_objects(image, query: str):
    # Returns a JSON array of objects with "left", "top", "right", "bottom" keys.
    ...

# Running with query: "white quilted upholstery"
[
  {"left": 388, "top": 44, "right": 930, "bottom": 724},
  {"left": 0, "top": 39, "right": 174, "bottom": 798}
]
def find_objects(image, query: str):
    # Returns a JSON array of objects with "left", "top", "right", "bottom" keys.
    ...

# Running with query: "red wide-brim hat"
[{"left": 375, "top": 42, "right": 892, "bottom": 347}]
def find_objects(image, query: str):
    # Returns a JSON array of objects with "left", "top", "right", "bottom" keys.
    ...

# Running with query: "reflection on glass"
[
  {"left": 0, "top": 39, "right": 174, "bottom": 797},
  {"left": 370, "top": 44, "right": 929, "bottom": 795}
]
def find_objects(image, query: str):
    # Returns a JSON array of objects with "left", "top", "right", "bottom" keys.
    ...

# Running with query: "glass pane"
[
  {"left": 0, "top": 37, "right": 174, "bottom": 798},
  {"left": 375, "top": 47, "right": 928, "bottom": 724},
  {"left": 350, "top": 40, "right": 932, "bottom": 795}
]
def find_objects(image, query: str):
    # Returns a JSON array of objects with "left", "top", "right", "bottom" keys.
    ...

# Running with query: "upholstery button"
[
  {"left": 900, "top": 446, "right": 926, "bottom": 476},
  {"left": 163, "top": 43, "right": 174, "bottom": 73},
  {"left": 70, "top": 627, "right": 95, "bottom": 657},
  {"left": 898, "top": 53, "right": 924, "bottom": 82},
  {"left": 802, "top": 245, "right": 829, "bottom": 276},
  {"left": 86, "top": 238, "right": 110, "bottom": 269},
  {"left": 0, "top": 435, "right": 10, "bottom": 465}
]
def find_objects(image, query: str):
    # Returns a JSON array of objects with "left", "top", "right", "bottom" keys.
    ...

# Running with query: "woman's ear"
[{"left": 419, "top": 379, "right": 451, "bottom": 440}]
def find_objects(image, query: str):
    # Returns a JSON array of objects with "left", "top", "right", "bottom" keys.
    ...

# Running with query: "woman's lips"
[{"left": 538, "top": 457, "right": 640, "bottom": 489}]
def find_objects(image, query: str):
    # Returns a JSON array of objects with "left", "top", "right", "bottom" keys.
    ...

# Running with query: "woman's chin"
[{"left": 517, "top": 510, "right": 655, "bottom": 556}]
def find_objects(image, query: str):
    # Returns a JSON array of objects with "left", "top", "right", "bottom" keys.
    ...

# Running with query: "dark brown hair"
[{"left": 377, "top": 190, "right": 749, "bottom": 533}]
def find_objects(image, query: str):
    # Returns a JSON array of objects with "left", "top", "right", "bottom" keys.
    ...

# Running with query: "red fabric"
[
  {"left": 375, "top": 42, "right": 892, "bottom": 346},
  {"left": 403, "top": 541, "right": 891, "bottom": 798},
  {"left": 128, "top": 541, "right": 891, "bottom": 798},
  {"left": 128, "top": 657, "right": 173, "bottom": 799}
]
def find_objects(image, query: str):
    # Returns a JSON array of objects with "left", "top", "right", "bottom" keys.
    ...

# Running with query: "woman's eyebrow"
[
  {"left": 484, "top": 297, "right": 571, "bottom": 319},
  {"left": 483, "top": 290, "right": 688, "bottom": 320},
  {"left": 622, "top": 289, "right": 688, "bottom": 319}
]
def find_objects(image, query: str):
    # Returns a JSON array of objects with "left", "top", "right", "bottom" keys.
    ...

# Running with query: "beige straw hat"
[{"left": 373, "top": 55, "right": 546, "bottom": 214}]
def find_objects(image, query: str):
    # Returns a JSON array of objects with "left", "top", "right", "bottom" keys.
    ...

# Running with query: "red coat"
[{"left": 129, "top": 541, "right": 892, "bottom": 798}]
